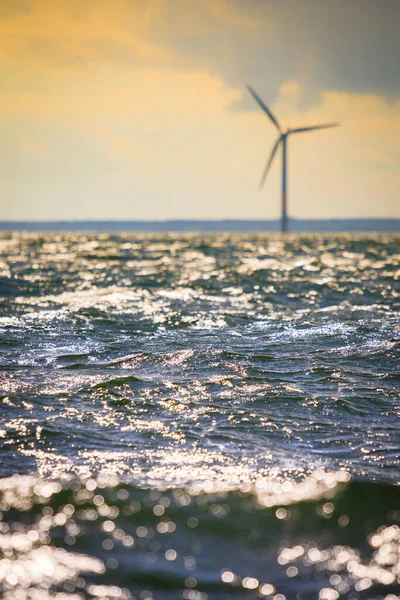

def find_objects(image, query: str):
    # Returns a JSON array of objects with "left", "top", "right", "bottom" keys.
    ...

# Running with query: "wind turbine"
[{"left": 247, "top": 85, "right": 339, "bottom": 233}]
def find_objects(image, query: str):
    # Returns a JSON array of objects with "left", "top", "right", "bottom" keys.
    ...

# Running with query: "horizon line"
[
  {"left": 1, "top": 218, "right": 399, "bottom": 224},
  {"left": 1, "top": 217, "right": 399, "bottom": 234}
]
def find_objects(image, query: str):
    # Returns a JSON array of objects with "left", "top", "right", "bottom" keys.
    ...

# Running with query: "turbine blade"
[
  {"left": 260, "top": 136, "right": 281, "bottom": 188},
  {"left": 290, "top": 122, "right": 340, "bottom": 134},
  {"left": 247, "top": 85, "right": 281, "bottom": 132}
]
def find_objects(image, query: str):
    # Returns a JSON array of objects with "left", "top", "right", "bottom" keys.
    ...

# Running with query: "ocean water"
[{"left": 0, "top": 232, "right": 399, "bottom": 600}]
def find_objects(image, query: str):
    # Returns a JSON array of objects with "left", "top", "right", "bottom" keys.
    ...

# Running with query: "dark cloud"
[{"left": 154, "top": 0, "right": 400, "bottom": 104}]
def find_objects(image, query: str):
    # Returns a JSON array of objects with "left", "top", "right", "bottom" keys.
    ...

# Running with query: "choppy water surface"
[{"left": 0, "top": 233, "right": 399, "bottom": 599}]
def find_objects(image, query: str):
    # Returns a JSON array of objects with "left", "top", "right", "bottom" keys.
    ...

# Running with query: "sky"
[{"left": 1, "top": 0, "right": 399, "bottom": 221}]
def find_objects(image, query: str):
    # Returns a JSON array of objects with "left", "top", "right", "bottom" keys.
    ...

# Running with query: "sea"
[{"left": 0, "top": 232, "right": 399, "bottom": 600}]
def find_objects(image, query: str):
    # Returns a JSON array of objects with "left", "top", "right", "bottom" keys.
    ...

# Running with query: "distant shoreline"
[{"left": 0, "top": 219, "right": 399, "bottom": 233}]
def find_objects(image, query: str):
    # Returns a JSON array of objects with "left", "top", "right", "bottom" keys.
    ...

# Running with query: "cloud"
[
  {"left": 0, "top": 67, "right": 240, "bottom": 126},
  {"left": 2, "top": 0, "right": 398, "bottom": 101},
  {"left": 207, "top": 0, "right": 268, "bottom": 30},
  {"left": 0, "top": 0, "right": 265, "bottom": 76},
  {"left": 153, "top": 0, "right": 400, "bottom": 101},
  {"left": 0, "top": 0, "right": 175, "bottom": 71},
  {"left": 0, "top": 0, "right": 399, "bottom": 221}
]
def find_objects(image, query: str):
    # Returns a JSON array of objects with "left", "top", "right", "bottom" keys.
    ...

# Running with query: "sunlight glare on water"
[{"left": 0, "top": 233, "right": 399, "bottom": 599}]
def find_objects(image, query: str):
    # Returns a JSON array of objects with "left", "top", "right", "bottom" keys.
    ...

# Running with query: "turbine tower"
[{"left": 247, "top": 85, "right": 339, "bottom": 233}]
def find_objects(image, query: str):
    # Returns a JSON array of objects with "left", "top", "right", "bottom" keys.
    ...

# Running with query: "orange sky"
[{"left": 1, "top": 0, "right": 399, "bottom": 220}]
